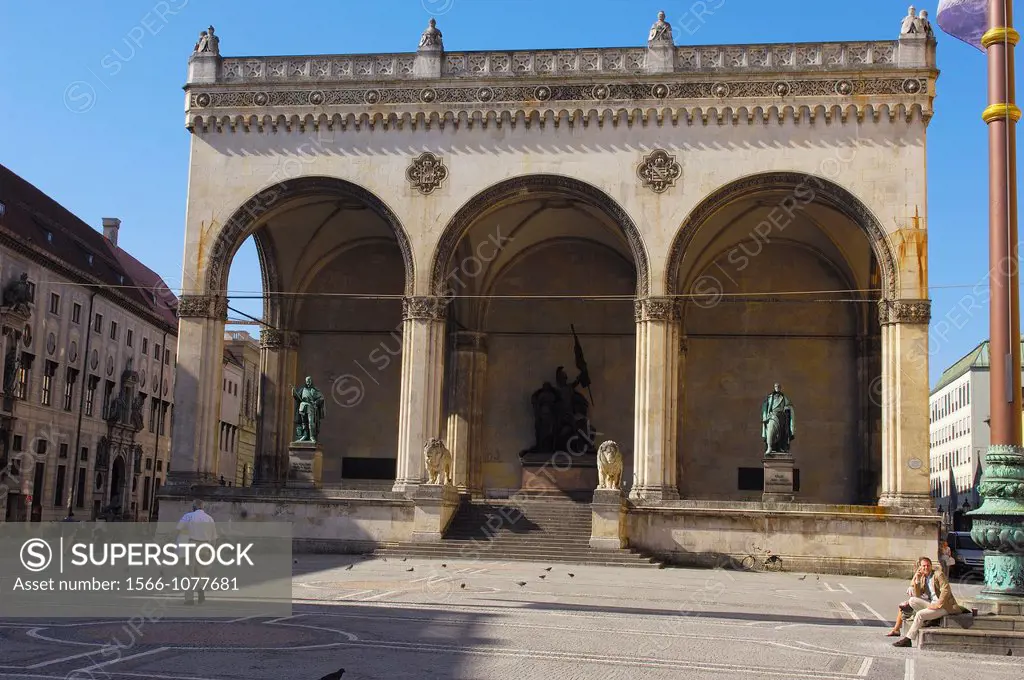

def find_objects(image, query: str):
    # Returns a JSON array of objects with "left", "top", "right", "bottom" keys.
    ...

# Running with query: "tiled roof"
[{"left": 0, "top": 163, "right": 177, "bottom": 332}]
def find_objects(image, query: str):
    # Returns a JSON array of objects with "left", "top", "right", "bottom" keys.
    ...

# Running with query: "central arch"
[{"left": 430, "top": 174, "right": 650, "bottom": 297}]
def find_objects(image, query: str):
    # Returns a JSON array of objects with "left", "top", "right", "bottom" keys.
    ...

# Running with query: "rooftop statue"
[
  {"left": 2, "top": 273, "right": 32, "bottom": 313},
  {"left": 419, "top": 18, "right": 443, "bottom": 50},
  {"left": 648, "top": 10, "right": 674, "bottom": 46},
  {"left": 193, "top": 25, "right": 220, "bottom": 55}
]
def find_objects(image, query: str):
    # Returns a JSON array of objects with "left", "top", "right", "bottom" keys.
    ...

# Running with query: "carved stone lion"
[
  {"left": 423, "top": 437, "right": 453, "bottom": 486},
  {"left": 597, "top": 440, "right": 623, "bottom": 490}
]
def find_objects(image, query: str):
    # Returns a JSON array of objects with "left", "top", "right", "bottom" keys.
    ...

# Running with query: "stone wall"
[{"left": 628, "top": 501, "right": 940, "bottom": 577}]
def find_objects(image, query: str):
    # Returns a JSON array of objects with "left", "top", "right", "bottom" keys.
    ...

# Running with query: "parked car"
[{"left": 946, "top": 531, "right": 984, "bottom": 577}]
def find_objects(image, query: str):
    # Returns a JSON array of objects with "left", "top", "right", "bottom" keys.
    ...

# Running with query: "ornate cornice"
[
  {"left": 187, "top": 75, "right": 933, "bottom": 132},
  {"left": 176, "top": 294, "right": 228, "bottom": 320},
  {"left": 403, "top": 296, "right": 448, "bottom": 321},
  {"left": 634, "top": 297, "right": 680, "bottom": 323},
  {"left": 259, "top": 328, "right": 300, "bottom": 350},
  {"left": 878, "top": 298, "right": 930, "bottom": 326}
]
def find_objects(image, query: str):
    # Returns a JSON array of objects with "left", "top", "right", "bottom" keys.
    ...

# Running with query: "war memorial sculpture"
[{"left": 161, "top": 9, "right": 942, "bottom": 576}]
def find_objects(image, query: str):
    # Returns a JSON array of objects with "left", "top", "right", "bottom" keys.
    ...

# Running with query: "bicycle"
[{"left": 740, "top": 547, "right": 782, "bottom": 572}]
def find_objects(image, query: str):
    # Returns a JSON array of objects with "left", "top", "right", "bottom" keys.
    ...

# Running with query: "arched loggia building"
[{"left": 164, "top": 9, "right": 939, "bottom": 574}]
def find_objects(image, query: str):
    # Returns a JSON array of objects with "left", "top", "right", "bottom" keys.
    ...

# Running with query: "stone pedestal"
[
  {"left": 410, "top": 484, "right": 460, "bottom": 543},
  {"left": 287, "top": 442, "right": 323, "bottom": 489},
  {"left": 763, "top": 455, "right": 795, "bottom": 502},
  {"left": 645, "top": 44, "right": 675, "bottom": 73},
  {"left": 520, "top": 451, "right": 598, "bottom": 496},
  {"left": 590, "top": 488, "right": 627, "bottom": 550}
]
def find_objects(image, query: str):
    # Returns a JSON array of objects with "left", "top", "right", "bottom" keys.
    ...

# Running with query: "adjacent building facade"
[
  {"left": 0, "top": 165, "right": 178, "bottom": 522},
  {"left": 224, "top": 330, "right": 260, "bottom": 487}
]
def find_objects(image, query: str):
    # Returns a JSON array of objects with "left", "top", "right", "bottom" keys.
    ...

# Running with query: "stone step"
[
  {"left": 918, "top": 628, "right": 1024, "bottom": 655},
  {"left": 370, "top": 549, "right": 660, "bottom": 567},
  {"left": 941, "top": 613, "right": 1024, "bottom": 632}
]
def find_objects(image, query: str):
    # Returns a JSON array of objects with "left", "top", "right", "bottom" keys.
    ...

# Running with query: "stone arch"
[
  {"left": 665, "top": 172, "right": 899, "bottom": 300},
  {"left": 205, "top": 176, "right": 415, "bottom": 300},
  {"left": 430, "top": 174, "right": 650, "bottom": 297}
]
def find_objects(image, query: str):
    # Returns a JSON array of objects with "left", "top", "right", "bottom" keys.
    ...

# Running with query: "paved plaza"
[{"left": 0, "top": 556, "right": 1016, "bottom": 680}]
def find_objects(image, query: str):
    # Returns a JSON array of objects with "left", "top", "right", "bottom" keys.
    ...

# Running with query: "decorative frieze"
[
  {"left": 878, "top": 298, "right": 931, "bottom": 326},
  {"left": 406, "top": 152, "right": 448, "bottom": 195},
  {"left": 259, "top": 328, "right": 300, "bottom": 350},
  {"left": 637, "top": 150, "right": 681, "bottom": 194},
  {"left": 634, "top": 297, "right": 680, "bottom": 323},
  {"left": 403, "top": 296, "right": 449, "bottom": 321},
  {"left": 176, "top": 294, "right": 228, "bottom": 320},
  {"left": 212, "top": 41, "right": 902, "bottom": 85}
]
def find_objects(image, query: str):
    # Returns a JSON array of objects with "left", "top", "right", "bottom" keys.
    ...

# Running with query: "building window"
[
  {"left": 164, "top": 349, "right": 171, "bottom": 365},
  {"left": 154, "top": 343, "right": 161, "bottom": 360},
  {"left": 49, "top": 292, "right": 60, "bottom": 315},
  {"left": 156, "top": 460, "right": 163, "bottom": 472},
  {"left": 41, "top": 361, "right": 56, "bottom": 406},
  {"left": 59, "top": 443, "right": 68, "bottom": 459},
  {"left": 109, "top": 321, "right": 118, "bottom": 341},
  {"left": 72, "top": 302, "right": 82, "bottom": 324},
  {"left": 160, "top": 403, "right": 168, "bottom": 435},
  {"left": 102, "top": 380, "right": 115, "bottom": 419},
  {"left": 149, "top": 399, "right": 157, "bottom": 433},
  {"left": 15, "top": 353, "right": 31, "bottom": 400},
  {"left": 54, "top": 465, "right": 66, "bottom": 507},
  {"left": 142, "top": 338, "right": 149, "bottom": 355},
  {"left": 85, "top": 376, "right": 98, "bottom": 416},
  {"left": 63, "top": 367, "right": 77, "bottom": 411},
  {"left": 36, "top": 439, "right": 47, "bottom": 455},
  {"left": 80, "top": 447, "right": 88, "bottom": 461},
  {"left": 93, "top": 313, "right": 103, "bottom": 334},
  {"left": 126, "top": 329, "right": 133, "bottom": 347},
  {"left": 145, "top": 457, "right": 152, "bottom": 471},
  {"left": 75, "top": 466, "right": 86, "bottom": 508},
  {"left": 12, "top": 435, "right": 22, "bottom": 451}
]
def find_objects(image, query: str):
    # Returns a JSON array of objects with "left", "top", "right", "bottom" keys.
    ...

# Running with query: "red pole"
[{"left": 986, "top": 0, "right": 1022, "bottom": 452}]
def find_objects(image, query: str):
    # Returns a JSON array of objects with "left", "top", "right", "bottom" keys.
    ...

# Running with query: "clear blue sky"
[{"left": 0, "top": 0, "right": 1004, "bottom": 386}]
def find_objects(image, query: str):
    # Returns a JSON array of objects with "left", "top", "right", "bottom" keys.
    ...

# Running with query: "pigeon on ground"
[
  {"left": 406, "top": 567, "right": 415, "bottom": 572},
  {"left": 568, "top": 573, "right": 575, "bottom": 578},
  {"left": 516, "top": 581, "right": 527, "bottom": 587},
  {"left": 544, "top": 567, "right": 552, "bottom": 571},
  {"left": 798, "top": 574, "right": 806, "bottom": 580},
  {"left": 441, "top": 564, "right": 447, "bottom": 568},
  {"left": 460, "top": 583, "right": 466, "bottom": 589},
  {"left": 539, "top": 575, "right": 546, "bottom": 579},
  {"left": 318, "top": 669, "right": 345, "bottom": 680},
  {"left": 402, "top": 558, "right": 407, "bottom": 562},
  {"left": 816, "top": 575, "right": 820, "bottom": 581},
  {"left": 344, "top": 564, "right": 353, "bottom": 571}
]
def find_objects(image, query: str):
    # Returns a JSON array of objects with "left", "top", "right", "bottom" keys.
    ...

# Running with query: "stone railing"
[{"left": 217, "top": 41, "right": 900, "bottom": 84}]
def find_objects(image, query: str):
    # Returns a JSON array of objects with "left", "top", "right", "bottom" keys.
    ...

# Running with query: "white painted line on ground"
[
  {"left": 838, "top": 601, "right": 863, "bottom": 625},
  {"left": 25, "top": 649, "right": 104, "bottom": 669},
  {"left": 264, "top": 614, "right": 303, "bottom": 624},
  {"left": 861, "top": 602, "right": 888, "bottom": 623},
  {"left": 226, "top": 614, "right": 262, "bottom": 623},
  {"left": 823, "top": 582, "right": 837, "bottom": 592},
  {"left": 73, "top": 647, "right": 169, "bottom": 673},
  {"left": 858, "top": 657, "right": 873, "bottom": 677},
  {"left": 904, "top": 658, "right": 915, "bottom": 680},
  {"left": 469, "top": 568, "right": 489, "bottom": 575},
  {"left": 335, "top": 589, "right": 374, "bottom": 600},
  {"left": 838, "top": 583, "right": 852, "bottom": 594},
  {"left": 362, "top": 590, "right": 400, "bottom": 601}
]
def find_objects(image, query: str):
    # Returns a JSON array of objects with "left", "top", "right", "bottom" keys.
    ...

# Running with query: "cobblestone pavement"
[{"left": 0, "top": 556, "right": 1018, "bottom": 679}]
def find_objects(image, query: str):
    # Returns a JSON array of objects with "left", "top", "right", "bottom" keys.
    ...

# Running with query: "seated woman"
[{"left": 888, "top": 556, "right": 965, "bottom": 647}]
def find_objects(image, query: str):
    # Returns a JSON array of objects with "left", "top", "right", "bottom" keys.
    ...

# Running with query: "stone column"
[
  {"left": 166, "top": 295, "right": 227, "bottom": 488},
  {"left": 393, "top": 297, "right": 448, "bottom": 494},
  {"left": 630, "top": 297, "right": 680, "bottom": 502},
  {"left": 255, "top": 329, "right": 299, "bottom": 485},
  {"left": 445, "top": 331, "right": 487, "bottom": 497},
  {"left": 878, "top": 299, "right": 932, "bottom": 508}
]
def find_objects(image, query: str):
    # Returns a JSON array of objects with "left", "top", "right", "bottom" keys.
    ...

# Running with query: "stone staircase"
[
  {"left": 919, "top": 601, "right": 1024, "bottom": 655},
  {"left": 370, "top": 496, "right": 660, "bottom": 567}
]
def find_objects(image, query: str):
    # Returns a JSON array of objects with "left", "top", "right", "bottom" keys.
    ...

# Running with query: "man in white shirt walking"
[{"left": 176, "top": 499, "right": 217, "bottom": 605}]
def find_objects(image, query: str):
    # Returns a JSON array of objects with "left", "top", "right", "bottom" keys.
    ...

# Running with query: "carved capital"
[
  {"left": 634, "top": 297, "right": 680, "bottom": 323},
  {"left": 176, "top": 294, "right": 228, "bottom": 320},
  {"left": 259, "top": 328, "right": 300, "bottom": 350},
  {"left": 452, "top": 330, "right": 487, "bottom": 353},
  {"left": 878, "top": 298, "right": 930, "bottom": 326},
  {"left": 403, "top": 296, "right": 449, "bottom": 321}
]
